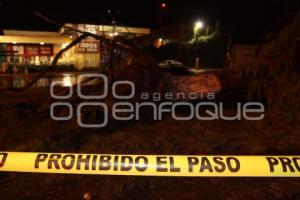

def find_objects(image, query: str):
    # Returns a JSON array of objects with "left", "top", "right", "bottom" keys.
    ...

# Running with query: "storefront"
[
  {"left": 0, "top": 43, "right": 54, "bottom": 65},
  {"left": 0, "top": 30, "right": 73, "bottom": 68},
  {"left": 0, "top": 24, "right": 151, "bottom": 70}
]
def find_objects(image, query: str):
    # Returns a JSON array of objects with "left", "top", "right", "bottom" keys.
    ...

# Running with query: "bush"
[
  {"left": 156, "top": 36, "right": 228, "bottom": 68},
  {"left": 15, "top": 64, "right": 77, "bottom": 73},
  {"left": 235, "top": 11, "right": 300, "bottom": 121}
]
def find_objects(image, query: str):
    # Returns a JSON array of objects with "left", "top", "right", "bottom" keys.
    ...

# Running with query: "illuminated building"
[{"left": 0, "top": 24, "right": 151, "bottom": 69}]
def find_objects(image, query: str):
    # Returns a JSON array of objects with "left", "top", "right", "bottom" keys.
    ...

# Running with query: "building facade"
[{"left": 0, "top": 24, "right": 150, "bottom": 70}]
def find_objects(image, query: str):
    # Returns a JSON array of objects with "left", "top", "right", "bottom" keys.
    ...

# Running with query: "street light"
[
  {"left": 193, "top": 21, "right": 204, "bottom": 67},
  {"left": 194, "top": 20, "right": 204, "bottom": 43},
  {"left": 194, "top": 21, "right": 204, "bottom": 31}
]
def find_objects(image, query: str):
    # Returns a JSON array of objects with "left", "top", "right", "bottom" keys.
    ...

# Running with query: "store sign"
[
  {"left": 22, "top": 45, "right": 53, "bottom": 57},
  {"left": 12, "top": 45, "right": 24, "bottom": 56},
  {"left": 40, "top": 45, "right": 53, "bottom": 56},
  {"left": 0, "top": 44, "right": 53, "bottom": 57},
  {"left": 77, "top": 24, "right": 97, "bottom": 34},
  {"left": 75, "top": 40, "right": 99, "bottom": 54},
  {"left": 25, "top": 46, "right": 39, "bottom": 56}
]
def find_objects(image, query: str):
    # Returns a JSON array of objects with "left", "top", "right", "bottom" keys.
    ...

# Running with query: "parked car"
[{"left": 158, "top": 60, "right": 184, "bottom": 68}]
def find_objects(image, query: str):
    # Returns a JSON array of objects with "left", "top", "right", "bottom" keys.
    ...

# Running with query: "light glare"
[{"left": 195, "top": 21, "right": 204, "bottom": 30}]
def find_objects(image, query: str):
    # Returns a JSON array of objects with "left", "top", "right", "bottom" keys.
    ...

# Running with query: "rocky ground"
[
  {"left": 0, "top": 67, "right": 299, "bottom": 199},
  {"left": 0, "top": 95, "right": 300, "bottom": 199}
]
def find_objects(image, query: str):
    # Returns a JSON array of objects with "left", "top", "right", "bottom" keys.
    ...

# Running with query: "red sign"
[
  {"left": 23, "top": 44, "right": 53, "bottom": 57},
  {"left": 39, "top": 45, "right": 53, "bottom": 56},
  {"left": 25, "top": 46, "right": 39, "bottom": 56}
]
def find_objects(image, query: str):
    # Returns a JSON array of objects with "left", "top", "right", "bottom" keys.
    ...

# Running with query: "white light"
[
  {"left": 13, "top": 42, "right": 17, "bottom": 44},
  {"left": 109, "top": 32, "right": 119, "bottom": 37},
  {"left": 40, "top": 42, "right": 45, "bottom": 45},
  {"left": 158, "top": 38, "right": 163, "bottom": 42},
  {"left": 62, "top": 43, "right": 70, "bottom": 49},
  {"left": 62, "top": 75, "right": 72, "bottom": 87},
  {"left": 195, "top": 21, "right": 204, "bottom": 30}
]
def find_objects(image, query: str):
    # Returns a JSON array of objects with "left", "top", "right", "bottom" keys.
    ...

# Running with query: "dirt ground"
[{"left": 0, "top": 93, "right": 300, "bottom": 200}]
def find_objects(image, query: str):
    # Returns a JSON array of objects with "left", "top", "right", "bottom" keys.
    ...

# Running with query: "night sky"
[{"left": 0, "top": 0, "right": 299, "bottom": 42}]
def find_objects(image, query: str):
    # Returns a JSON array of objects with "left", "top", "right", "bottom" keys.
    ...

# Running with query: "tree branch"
[{"left": 0, "top": 12, "right": 139, "bottom": 93}]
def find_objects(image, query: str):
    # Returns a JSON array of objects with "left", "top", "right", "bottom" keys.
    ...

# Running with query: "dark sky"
[{"left": 0, "top": 0, "right": 299, "bottom": 42}]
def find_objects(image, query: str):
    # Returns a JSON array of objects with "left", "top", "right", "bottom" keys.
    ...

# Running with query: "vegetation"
[
  {"left": 156, "top": 22, "right": 228, "bottom": 68},
  {"left": 231, "top": 11, "right": 300, "bottom": 121},
  {"left": 3, "top": 64, "right": 102, "bottom": 73},
  {"left": 0, "top": 11, "right": 300, "bottom": 200}
]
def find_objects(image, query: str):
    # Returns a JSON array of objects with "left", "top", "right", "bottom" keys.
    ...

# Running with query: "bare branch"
[
  {"left": 35, "top": 11, "right": 87, "bottom": 35},
  {"left": 35, "top": 12, "right": 137, "bottom": 53},
  {"left": 0, "top": 12, "right": 140, "bottom": 93},
  {"left": 0, "top": 33, "right": 89, "bottom": 92}
]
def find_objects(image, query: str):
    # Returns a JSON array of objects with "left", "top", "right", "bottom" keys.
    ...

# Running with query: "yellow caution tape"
[{"left": 0, "top": 152, "right": 300, "bottom": 177}]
